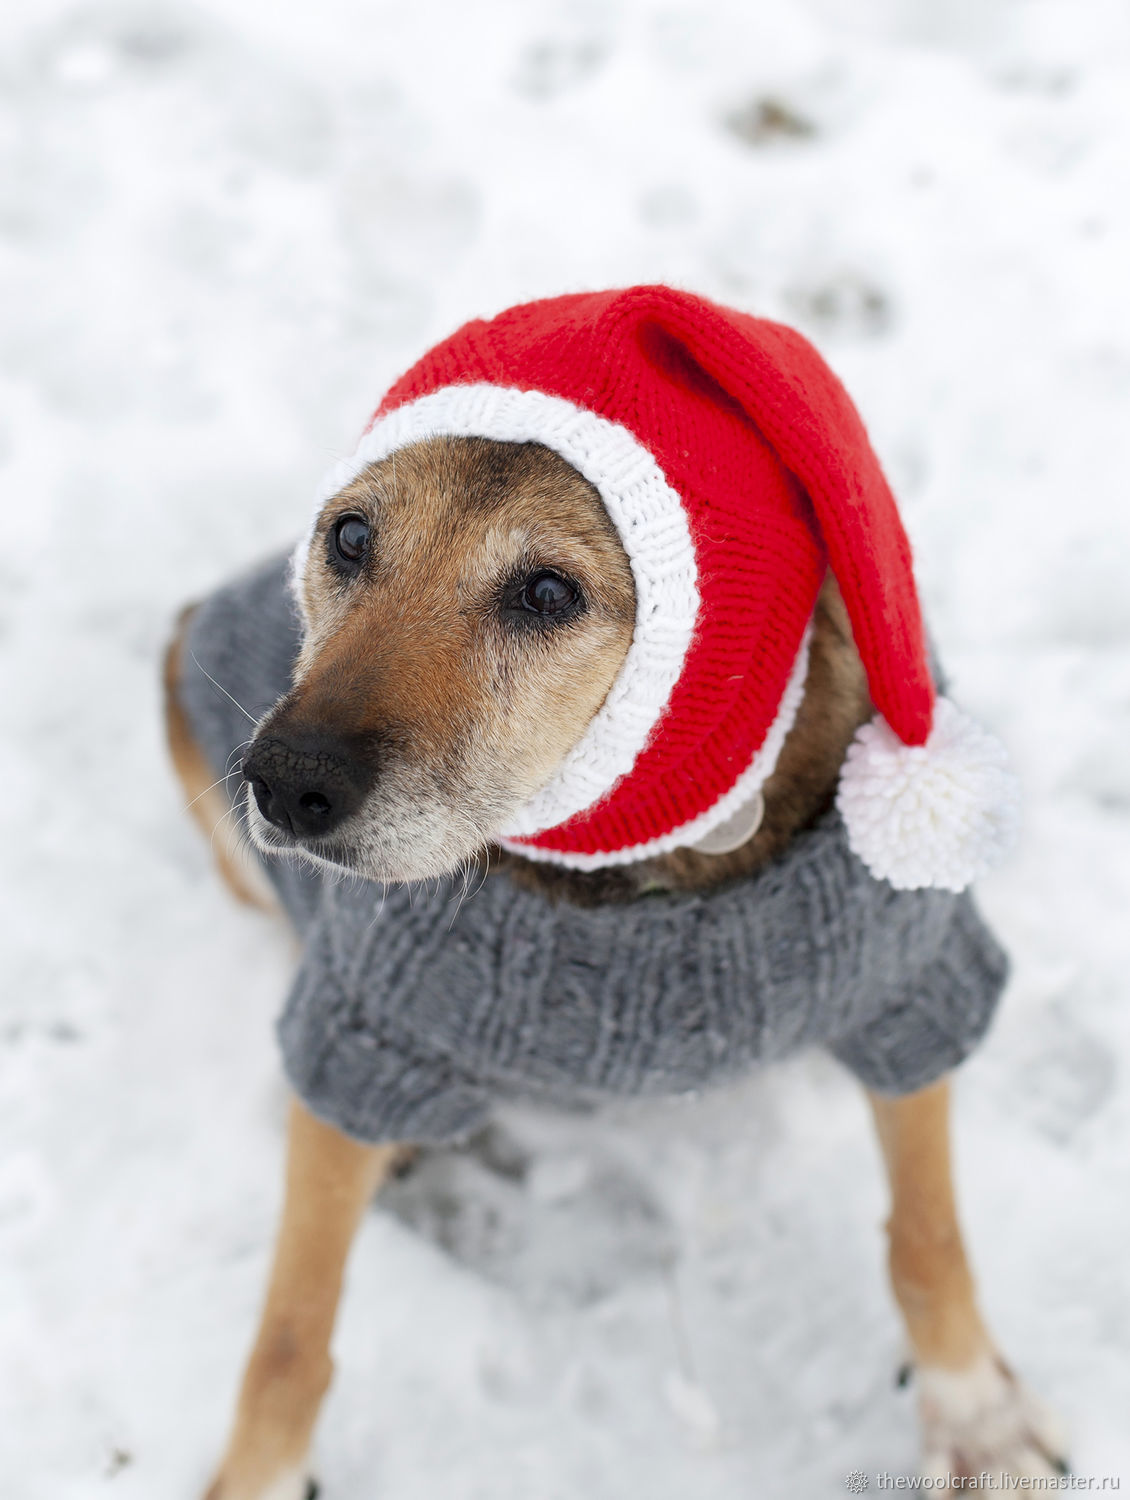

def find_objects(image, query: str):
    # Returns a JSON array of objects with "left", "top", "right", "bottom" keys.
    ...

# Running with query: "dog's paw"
[
  {"left": 202, "top": 1465, "right": 315, "bottom": 1500},
  {"left": 916, "top": 1351, "right": 1068, "bottom": 1491}
]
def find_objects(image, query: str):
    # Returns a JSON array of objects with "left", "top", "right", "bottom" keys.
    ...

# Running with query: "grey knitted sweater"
[{"left": 178, "top": 555, "right": 1008, "bottom": 1145}]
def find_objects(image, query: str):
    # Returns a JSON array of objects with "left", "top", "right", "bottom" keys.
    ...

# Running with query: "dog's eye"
[
  {"left": 519, "top": 571, "right": 578, "bottom": 617},
  {"left": 331, "top": 514, "right": 371, "bottom": 567}
]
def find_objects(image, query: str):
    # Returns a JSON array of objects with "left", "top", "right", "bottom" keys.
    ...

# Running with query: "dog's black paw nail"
[
  {"left": 895, "top": 1360, "right": 914, "bottom": 1389},
  {"left": 391, "top": 1144, "right": 421, "bottom": 1180},
  {"left": 305, "top": 1479, "right": 320, "bottom": 1500}
]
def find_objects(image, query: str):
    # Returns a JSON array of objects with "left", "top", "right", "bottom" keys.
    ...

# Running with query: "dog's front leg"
[
  {"left": 867, "top": 1079, "right": 1067, "bottom": 1489},
  {"left": 203, "top": 1097, "right": 402, "bottom": 1500}
]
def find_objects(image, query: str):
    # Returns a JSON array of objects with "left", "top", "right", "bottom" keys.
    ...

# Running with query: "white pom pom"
[{"left": 835, "top": 697, "right": 1021, "bottom": 892}]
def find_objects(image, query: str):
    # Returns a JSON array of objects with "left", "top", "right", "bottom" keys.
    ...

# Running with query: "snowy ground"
[{"left": 2, "top": 0, "right": 1129, "bottom": 1495}]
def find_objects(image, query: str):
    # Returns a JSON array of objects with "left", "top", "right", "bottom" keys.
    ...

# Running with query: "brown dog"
[{"left": 165, "top": 436, "right": 1065, "bottom": 1499}]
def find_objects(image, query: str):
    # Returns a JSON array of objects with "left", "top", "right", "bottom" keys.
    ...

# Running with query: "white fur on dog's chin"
[
  {"left": 916, "top": 1351, "right": 1068, "bottom": 1490},
  {"left": 244, "top": 784, "right": 504, "bottom": 887}
]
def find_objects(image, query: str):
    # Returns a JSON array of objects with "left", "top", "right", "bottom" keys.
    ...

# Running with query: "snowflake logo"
[{"left": 843, "top": 1472, "right": 870, "bottom": 1494}]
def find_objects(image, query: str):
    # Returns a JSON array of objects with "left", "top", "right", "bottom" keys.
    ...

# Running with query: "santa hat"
[{"left": 296, "top": 286, "right": 1018, "bottom": 891}]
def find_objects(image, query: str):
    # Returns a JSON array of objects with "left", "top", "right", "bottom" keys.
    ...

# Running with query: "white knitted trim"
[
  {"left": 294, "top": 383, "right": 701, "bottom": 834},
  {"left": 498, "top": 623, "right": 813, "bottom": 869}
]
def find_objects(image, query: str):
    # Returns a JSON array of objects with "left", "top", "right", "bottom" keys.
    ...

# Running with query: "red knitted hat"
[{"left": 297, "top": 286, "right": 1018, "bottom": 891}]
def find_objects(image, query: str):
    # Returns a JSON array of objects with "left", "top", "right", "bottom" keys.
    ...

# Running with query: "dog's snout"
[{"left": 242, "top": 732, "right": 371, "bottom": 840}]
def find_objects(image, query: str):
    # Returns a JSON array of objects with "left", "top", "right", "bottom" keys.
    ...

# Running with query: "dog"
[{"left": 163, "top": 287, "right": 1067, "bottom": 1499}]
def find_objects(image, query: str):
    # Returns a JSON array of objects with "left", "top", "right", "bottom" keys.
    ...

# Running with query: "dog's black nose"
[{"left": 242, "top": 732, "right": 370, "bottom": 839}]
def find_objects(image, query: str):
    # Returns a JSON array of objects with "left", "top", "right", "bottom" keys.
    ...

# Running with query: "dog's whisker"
[
  {"left": 207, "top": 800, "right": 243, "bottom": 860},
  {"left": 183, "top": 771, "right": 235, "bottom": 813},
  {"left": 189, "top": 651, "right": 258, "bottom": 725},
  {"left": 225, "top": 736, "right": 255, "bottom": 771},
  {"left": 467, "top": 863, "right": 490, "bottom": 906},
  {"left": 184, "top": 739, "right": 257, "bottom": 815},
  {"left": 446, "top": 850, "right": 485, "bottom": 928}
]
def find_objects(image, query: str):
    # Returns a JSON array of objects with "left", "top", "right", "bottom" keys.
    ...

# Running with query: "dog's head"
[{"left": 242, "top": 437, "right": 636, "bottom": 881}]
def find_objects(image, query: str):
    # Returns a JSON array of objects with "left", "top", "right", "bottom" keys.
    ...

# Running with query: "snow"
[{"left": 1, "top": 0, "right": 1128, "bottom": 1495}]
